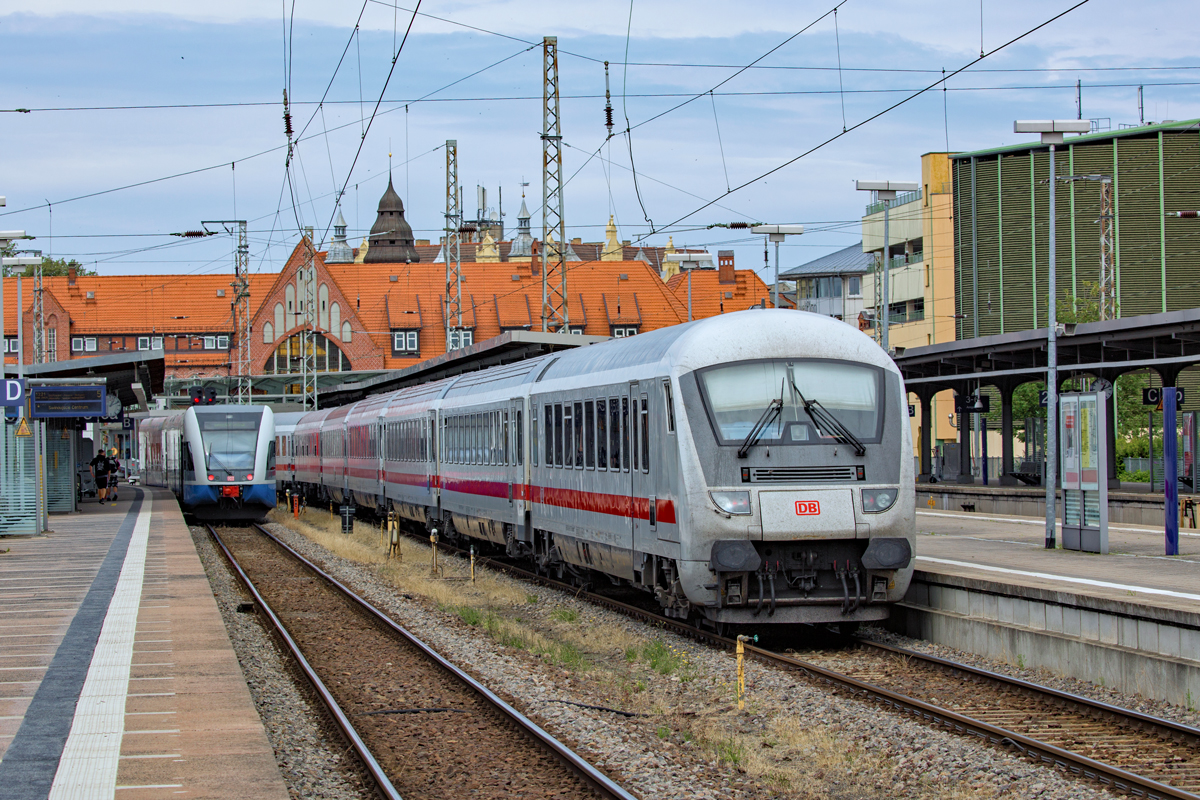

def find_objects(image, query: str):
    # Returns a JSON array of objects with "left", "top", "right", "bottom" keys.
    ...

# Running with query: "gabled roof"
[{"left": 779, "top": 243, "right": 872, "bottom": 279}]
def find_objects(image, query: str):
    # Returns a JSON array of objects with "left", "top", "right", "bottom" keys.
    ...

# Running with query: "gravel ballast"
[{"left": 248, "top": 514, "right": 1135, "bottom": 800}]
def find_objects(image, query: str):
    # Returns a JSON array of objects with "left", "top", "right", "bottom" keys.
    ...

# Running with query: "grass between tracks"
[{"left": 268, "top": 508, "right": 997, "bottom": 799}]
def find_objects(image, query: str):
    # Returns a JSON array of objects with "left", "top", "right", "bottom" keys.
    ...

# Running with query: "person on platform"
[
  {"left": 90, "top": 449, "right": 110, "bottom": 504},
  {"left": 107, "top": 449, "right": 122, "bottom": 502}
]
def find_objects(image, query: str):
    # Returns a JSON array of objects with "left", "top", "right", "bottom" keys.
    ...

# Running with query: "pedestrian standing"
[
  {"left": 90, "top": 449, "right": 109, "bottom": 504},
  {"left": 107, "top": 449, "right": 121, "bottom": 502}
]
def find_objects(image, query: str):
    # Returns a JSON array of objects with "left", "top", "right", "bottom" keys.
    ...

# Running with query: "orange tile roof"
[{"left": 665, "top": 269, "right": 774, "bottom": 319}]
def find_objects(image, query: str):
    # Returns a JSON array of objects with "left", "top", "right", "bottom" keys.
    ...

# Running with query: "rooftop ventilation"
[
  {"left": 511, "top": 274, "right": 521, "bottom": 281},
  {"left": 86, "top": 291, "right": 95, "bottom": 300},
  {"left": 390, "top": 275, "right": 399, "bottom": 282},
  {"left": 619, "top": 273, "right": 629, "bottom": 280}
]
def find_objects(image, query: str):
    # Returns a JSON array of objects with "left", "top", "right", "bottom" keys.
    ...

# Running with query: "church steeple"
[
  {"left": 325, "top": 208, "right": 354, "bottom": 264},
  {"left": 363, "top": 177, "right": 420, "bottom": 264},
  {"left": 509, "top": 187, "right": 534, "bottom": 258}
]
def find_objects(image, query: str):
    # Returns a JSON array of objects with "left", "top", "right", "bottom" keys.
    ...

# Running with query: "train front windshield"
[
  {"left": 197, "top": 412, "right": 262, "bottom": 473},
  {"left": 697, "top": 359, "right": 883, "bottom": 444}
]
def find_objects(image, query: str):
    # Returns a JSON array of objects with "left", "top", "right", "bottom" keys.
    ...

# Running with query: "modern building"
[
  {"left": 778, "top": 242, "right": 870, "bottom": 321},
  {"left": 951, "top": 119, "right": 1200, "bottom": 337}
]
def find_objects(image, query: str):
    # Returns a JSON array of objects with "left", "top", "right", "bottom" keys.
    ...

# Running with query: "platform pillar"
[
  {"left": 957, "top": 389, "right": 973, "bottom": 484},
  {"left": 918, "top": 391, "right": 934, "bottom": 482},
  {"left": 1102, "top": 370, "right": 1121, "bottom": 489},
  {"left": 999, "top": 383, "right": 1017, "bottom": 486}
]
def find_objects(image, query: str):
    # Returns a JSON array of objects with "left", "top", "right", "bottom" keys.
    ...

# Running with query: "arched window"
[
  {"left": 274, "top": 302, "right": 285, "bottom": 336},
  {"left": 319, "top": 283, "right": 330, "bottom": 330},
  {"left": 263, "top": 332, "right": 351, "bottom": 374},
  {"left": 330, "top": 302, "right": 341, "bottom": 340},
  {"left": 341, "top": 321, "right": 353, "bottom": 343},
  {"left": 262, "top": 321, "right": 274, "bottom": 344}
]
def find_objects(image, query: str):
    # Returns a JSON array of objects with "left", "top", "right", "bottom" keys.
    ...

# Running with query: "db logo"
[{"left": 795, "top": 500, "right": 821, "bottom": 516}]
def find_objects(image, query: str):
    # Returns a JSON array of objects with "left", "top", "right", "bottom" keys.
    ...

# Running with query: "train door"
[
  {"left": 630, "top": 381, "right": 655, "bottom": 552},
  {"left": 429, "top": 410, "right": 440, "bottom": 508}
]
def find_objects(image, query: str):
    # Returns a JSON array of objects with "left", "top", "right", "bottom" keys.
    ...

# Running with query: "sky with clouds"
[{"left": 2, "top": 0, "right": 1198, "bottom": 282}]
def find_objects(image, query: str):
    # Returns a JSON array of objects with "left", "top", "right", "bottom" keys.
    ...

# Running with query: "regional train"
[
  {"left": 140, "top": 405, "right": 277, "bottom": 521},
  {"left": 282, "top": 310, "right": 916, "bottom": 628}
]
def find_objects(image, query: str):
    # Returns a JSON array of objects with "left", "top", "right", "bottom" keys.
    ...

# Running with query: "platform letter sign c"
[
  {"left": 2, "top": 379, "right": 25, "bottom": 408},
  {"left": 795, "top": 500, "right": 820, "bottom": 516}
]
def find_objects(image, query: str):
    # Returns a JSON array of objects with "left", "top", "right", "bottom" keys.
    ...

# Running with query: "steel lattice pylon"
[
  {"left": 300, "top": 229, "right": 318, "bottom": 410},
  {"left": 32, "top": 261, "right": 45, "bottom": 363},
  {"left": 540, "top": 36, "right": 569, "bottom": 332},
  {"left": 1099, "top": 179, "right": 1117, "bottom": 320},
  {"left": 203, "top": 220, "right": 253, "bottom": 401},
  {"left": 445, "top": 140, "right": 464, "bottom": 350}
]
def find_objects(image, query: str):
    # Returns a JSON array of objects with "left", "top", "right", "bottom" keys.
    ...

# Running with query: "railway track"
[
  {"left": 382, "top": 526, "right": 1200, "bottom": 800},
  {"left": 207, "top": 523, "right": 636, "bottom": 800}
]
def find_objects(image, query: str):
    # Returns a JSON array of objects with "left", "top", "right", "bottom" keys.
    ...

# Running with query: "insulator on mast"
[
  {"left": 282, "top": 89, "right": 294, "bottom": 140},
  {"left": 604, "top": 61, "right": 614, "bottom": 139}
]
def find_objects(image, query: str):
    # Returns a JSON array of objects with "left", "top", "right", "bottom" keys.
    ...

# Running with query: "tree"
[{"left": 0, "top": 243, "right": 95, "bottom": 278}]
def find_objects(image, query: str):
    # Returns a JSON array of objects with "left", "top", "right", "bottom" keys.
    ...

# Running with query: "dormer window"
[{"left": 392, "top": 330, "right": 419, "bottom": 354}]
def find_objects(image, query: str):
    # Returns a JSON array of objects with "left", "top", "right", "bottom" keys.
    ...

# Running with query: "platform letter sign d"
[{"left": 1, "top": 379, "right": 25, "bottom": 408}]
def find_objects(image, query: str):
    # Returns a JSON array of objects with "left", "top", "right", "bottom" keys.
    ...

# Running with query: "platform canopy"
[{"left": 15, "top": 349, "right": 165, "bottom": 412}]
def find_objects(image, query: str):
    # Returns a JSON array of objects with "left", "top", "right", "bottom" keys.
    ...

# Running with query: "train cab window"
[
  {"left": 640, "top": 397, "right": 650, "bottom": 474},
  {"left": 267, "top": 441, "right": 276, "bottom": 475},
  {"left": 573, "top": 402, "right": 584, "bottom": 468},
  {"left": 584, "top": 401, "right": 595, "bottom": 469},
  {"left": 553, "top": 404, "right": 564, "bottom": 467},
  {"left": 609, "top": 398, "right": 621, "bottom": 470},
  {"left": 621, "top": 398, "right": 631, "bottom": 472},
  {"left": 596, "top": 400, "right": 608, "bottom": 470}
]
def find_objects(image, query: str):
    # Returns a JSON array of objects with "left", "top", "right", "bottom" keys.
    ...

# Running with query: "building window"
[
  {"left": 152, "top": 335, "right": 163, "bottom": 350},
  {"left": 568, "top": 327, "right": 585, "bottom": 335},
  {"left": 203, "top": 336, "right": 217, "bottom": 350},
  {"left": 848, "top": 276, "right": 862, "bottom": 297},
  {"left": 264, "top": 332, "right": 350, "bottom": 374},
  {"left": 217, "top": 335, "right": 230, "bottom": 349},
  {"left": 447, "top": 329, "right": 473, "bottom": 350},
  {"left": 72, "top": 337, "right": 84, "bottom": 352},
  {"left": 612, "top": 327, "right": 638, "bottom": 338},
  {"left": 393, "top": 330, "right": 419, "bottom": 354},
  {"left": 47, "top": 329, "right": 56, "bottom": 362},
  {"left": 138, "top": 336, "right": 150, "bottom": 350},
  {"left": 85, "top": 337, "right": 97, "bottom": 352}
]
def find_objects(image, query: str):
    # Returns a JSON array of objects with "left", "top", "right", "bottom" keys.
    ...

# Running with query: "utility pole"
[
  {"left": 1016, "top": 119, "right": 1091, "bottom": 549},
  {"left": 540, "top": 36, "right": 569, "bottom": 332},
  {"left": 299, "top": 228, "right": 318, "bottom": 410},
  {"left": 750, "top": 225, "right": 804, "bottom": 309},
  {"left": 444, "top": 140, "right": 463, "bottom": 350},
  {"left": 855, "top": 181, "right": 918, "bottom": 353},
  {"left": 203, "top": 220, "right": 251, "bottom": 401},
  {"left": 1057, "top": 176, "right": 1116, "bottom": 320}
]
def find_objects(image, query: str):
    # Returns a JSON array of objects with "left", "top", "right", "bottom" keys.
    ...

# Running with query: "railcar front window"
[
  {"left": 698, "top": 360, "right": 882, "bottom": 444},
  {"left": 197, "top": 412, "right": 262, "bottom": 472}
]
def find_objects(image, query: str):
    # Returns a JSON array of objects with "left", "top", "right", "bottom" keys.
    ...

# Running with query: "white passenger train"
[
  {"left": 283, "top": 311, "right": 915, "bottom": 627},
  {"left": 140, "top": 405, "right": 278, "bottom": 521}
]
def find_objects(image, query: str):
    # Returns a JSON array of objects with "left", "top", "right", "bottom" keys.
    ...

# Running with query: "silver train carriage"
[
  {"left": 287, "top": 310, "right": 915, "bottom": 626},
  {"left": 139, "top": 405, "right": 277, "bottom": 521},
  {"left": 273, "top": 411, "right": 307, "bottom": 493}
]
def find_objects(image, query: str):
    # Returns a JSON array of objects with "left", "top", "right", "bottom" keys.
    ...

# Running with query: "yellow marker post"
[
  {"left": 390, "top": 514, "right": 401, "bottom": 561},
  {"left": 927, "top": 495, "right": 935, "bottom": 508},
  {"left": 430, "top": 531, "right": 439, "bottom": 575},
  {"left": 735, "top": 634, "right": 758, "bottom": 711},
  {"left": 470, "top": 546, "right": 476, "bottom": 584}
]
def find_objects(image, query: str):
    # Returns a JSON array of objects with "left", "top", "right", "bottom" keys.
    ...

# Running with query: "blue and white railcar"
[{"left": 139, "top": 405, "right": 277, "bottom": 521}]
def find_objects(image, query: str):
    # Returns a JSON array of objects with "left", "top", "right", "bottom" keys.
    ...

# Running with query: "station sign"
[
  {"left": 1, "top": 379, "right": 25, "bottom": 407},
  {"left": 1143, "top": 387, "right": 1185, "bottom": 407},
  {"left": 30, "top": 385, "right": 106, "bottom": 418}
]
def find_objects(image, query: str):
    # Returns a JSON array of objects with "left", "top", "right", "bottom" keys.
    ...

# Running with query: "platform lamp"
[
  {"left": 665, "top": 252, "right": 714, "bottom": 322},
  {"left": 854, "top": 181, "right": 918, "bottom": 354},
  {"left": 1014, "top": 119, "right": 1092, "bottom": 549},
  {"left": 750, "top": 225, "right": 804, "bottom": 311}
]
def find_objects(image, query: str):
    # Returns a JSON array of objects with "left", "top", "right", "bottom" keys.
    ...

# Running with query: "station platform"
[
  {"left": 0, "top": 486, "right": 289, "bottom": 800},
  {"left": 890, "top": 507, "right": 1200, "bottom": 706}
]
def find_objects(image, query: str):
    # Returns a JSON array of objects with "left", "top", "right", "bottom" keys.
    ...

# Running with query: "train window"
[
  {"left": 641, "top": 397, "right": 650, "bottom": 474},
  {"left": 573, "top": 402, "right": 584, "bottom": 468},
  {"left": 631, "top": 399, "right": 639, "bottom": 472},
  {"left": 621, "top": 398, "right": 631, "bottom": 472},
  {"left": 516, "top": 409, "right": 523, "bottom": 466},
  {"left": 502, "top": 410, "right": 510, "bottom": 466},
  {"left": 562, "top": 403, "right": 572, "bottom": 469},
  {"left": 596, "top": 400, "right": 608, "bottom": 470},
  {"left": 584, "top": 401, "right": 595, "bottom": 469},
  {"left": 543, "top": 405, "right": 552, "bottom": 465},
  {"left": 609, "top": 398, "right": 621, "bottom": 470},
  {"left": 553, "top": 404, "right": 564, "bottom": 467},
  {"left": 663, "top": 380, "right": 675, "bottom": 433},
  {"left": 488, "top": 412, "right": 496, "bottom": 466},
  {"left": 530, "top": 406, "right": 537, "bottom": 467},
  {"left": 267, "top": 441, "right": 277, "bottom": 473}
]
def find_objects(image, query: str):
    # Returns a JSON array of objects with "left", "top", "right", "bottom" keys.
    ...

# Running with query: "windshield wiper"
[
  {"left": 790, "top": 379, "right": 867, "bottom": 456},
  {"left": 206, "top": 449, "right": 231, "bottom": 473},
  {"left": 737, "top": 398, "right": 783, "bottom": 459}
]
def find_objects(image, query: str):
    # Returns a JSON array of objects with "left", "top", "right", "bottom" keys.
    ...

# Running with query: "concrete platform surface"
[
  {"left": 0, "top": 486, "right": 289, "bottom": 800},
  {"left": 914, "top": 509, "right": 1200, "bottom": 615}
]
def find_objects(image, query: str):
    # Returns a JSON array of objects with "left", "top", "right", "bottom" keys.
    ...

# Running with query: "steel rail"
[
  {"left": 414, "top": 533, "right": 1199, "bottom": 800},
  {"left": 207, "top": 525, "right": 404, "bottom": 800},
  {"left": 245, "top": 524, "right": 638, "bottom": 800}
]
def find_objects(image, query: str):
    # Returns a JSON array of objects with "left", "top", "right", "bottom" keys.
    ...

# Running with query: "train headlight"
[
  {"left": 710, "top": 491, "right": 751, "bottom": 515},
  {"left": 861, "top": 488, "right": 898, "bottom": 513}
]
